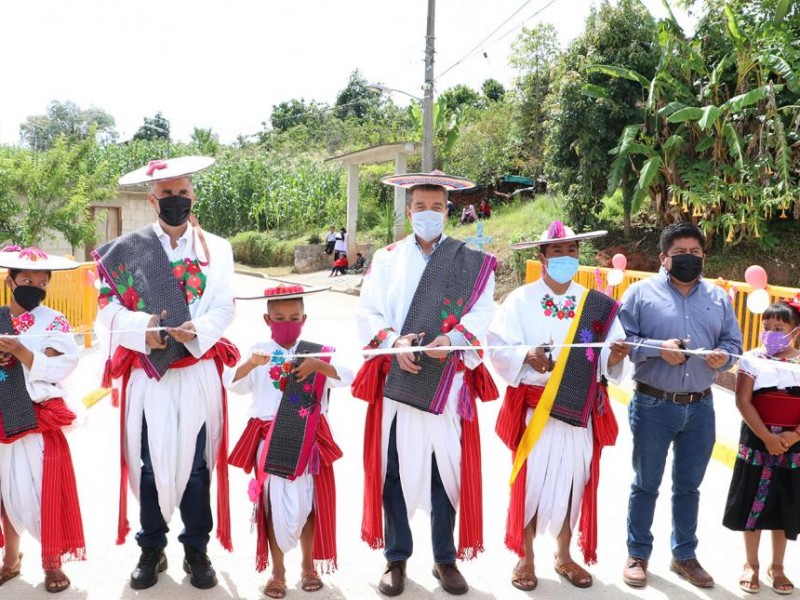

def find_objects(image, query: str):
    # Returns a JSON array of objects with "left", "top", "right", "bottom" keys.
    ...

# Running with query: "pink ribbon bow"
[{"left": 146, "top": 160, "right": 168, "bottom": 176}]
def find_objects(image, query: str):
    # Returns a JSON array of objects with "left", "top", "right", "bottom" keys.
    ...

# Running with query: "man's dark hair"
[
  {"left": 763, "top": 302, "right": 800, "bottom": 328},
  {"left": 659, "top": 223, "right": 706, "bottom": 254},
  {"left": 406, "top": 184, "right": 448, "bottom": 207},
  {"left": 8, "top": 268, "right": 51, "bottom": 281}
]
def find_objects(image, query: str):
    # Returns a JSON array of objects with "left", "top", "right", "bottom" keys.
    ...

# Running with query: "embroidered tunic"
[
  {"left": 95, "top": 221, "right": 235, "bottom": 528},
  {"left": 224, "top": 340, "right": 352, "bottom": 554},
  {"left": 356, "top": 235, "right": 495, "bottom": 521},
  {"left": 488, "top": 279, "right": 628, "bottom": 539},
  {"left": 0, "top": 305, "right": 80, "bottom": 548}
]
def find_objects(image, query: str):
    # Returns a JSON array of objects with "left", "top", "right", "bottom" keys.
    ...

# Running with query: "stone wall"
[{"left": 294, "top": 243, "right": 374, "bottom": 274}]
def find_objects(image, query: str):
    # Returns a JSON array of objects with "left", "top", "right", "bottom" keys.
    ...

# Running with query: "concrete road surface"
[{"left": 6, "top": 272, "right": 797, "bottom": 599}]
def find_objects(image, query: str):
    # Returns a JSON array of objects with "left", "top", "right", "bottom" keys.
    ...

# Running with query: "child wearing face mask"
[
  {"left": 224, "top": 283, "right": 353, "bottom": 599},
  {"left": 723, "top": 299, "right": 800, "bottom": 595}
]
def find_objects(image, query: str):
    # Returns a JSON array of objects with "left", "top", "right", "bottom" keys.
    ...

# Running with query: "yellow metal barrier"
[
  {"left": 0, "top": 263, "right": 98, "bottom": 348},
  {"left": 526, "top": 260, "right": 800, "bottom": 352}
]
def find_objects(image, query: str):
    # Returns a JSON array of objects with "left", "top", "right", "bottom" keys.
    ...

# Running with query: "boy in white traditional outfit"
[
  {"left": 353, "top": 171, "right": 498, "bottom": 597},
  {"left": 0, "top": 247, "right": 85, "bottom": 593},
  {"left": 489, "top": 222, "right": 630, "bottom": 591},
  {"left": 226, "top": 283, "right": 352, "bottom": 599},
  {"left": 93, "top": 156, "right": 238, "bottom": 591}
]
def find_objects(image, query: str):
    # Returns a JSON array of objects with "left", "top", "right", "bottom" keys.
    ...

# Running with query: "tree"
[
  {"left": 2, "top": 132, "right": 117, "bottom": 249},
  {"left": 481, "top": 78, "right": 506, "bottom": 102},
  {"left": 541, "top": 0, "right": 660, "bottom": 230},
  {"left": 19, "top": 100, "right": 117, "bottom": 151},
  {"left": 190, "top": 127, "right": 220, "bottom": 156},
  {"left": 509, "top": 24, "right": 561, "bottom": 178},
  {"left": 269, "top": 99, "right": 326, "bottom": 132},
  {"left": 439, "top": 85, "right": 481, "bottom": 111},
  {"left": 335, "top": 69, "right": 381, "bottom": 120},
  {"left": 133, "top": 112, "right": 170, "bottom": 141}
]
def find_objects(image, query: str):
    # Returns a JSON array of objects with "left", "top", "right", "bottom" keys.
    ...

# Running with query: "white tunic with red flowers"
[
  {"left": 488, "top": 278, "right": 628, "bottom": 537},
  {"left": 0, "top": 305, "right": 79, "bottom": 542},
  {"left": 95, "top": 222, "right": 235, "bottom": 526},
  {"left": 356, "top": 234, "right": 495, "bottom": 517},
  {"left": 223, "top": 340, "right": 352, "bottom": 553}
]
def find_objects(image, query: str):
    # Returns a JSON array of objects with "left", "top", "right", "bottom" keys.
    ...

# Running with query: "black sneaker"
[
  {"left": 182, "top": 545, "right": 217, "bottom": 589},
  {"left": 130, "top": 547, "right": 167, "bottom": 590}
]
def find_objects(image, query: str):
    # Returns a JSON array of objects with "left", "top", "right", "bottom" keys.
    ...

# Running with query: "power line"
[{"left": 436, "top": 0, "right": 560, "bottom": 82}]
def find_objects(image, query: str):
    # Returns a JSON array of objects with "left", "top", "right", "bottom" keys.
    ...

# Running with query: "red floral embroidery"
[
  {"left": 365, "top": 327, "right": 395, "bottom": 350},
  {"left": 453, "top": 323, "right": 483, "bottom": 358},
  {"left": 441, "top": 314, "right": 459, "bottom": 333}
]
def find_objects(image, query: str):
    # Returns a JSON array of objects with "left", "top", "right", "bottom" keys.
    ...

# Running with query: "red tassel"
[
  {"left": 471, "top": 363, "right": 499, "bottom": 402},
  {"left": 111, "top": 388, "right": 120, "bottom": 408},
  {"left": 101, "top": 357, "right": 113, "bottom": 389},
  {"left": 457, "top": 384, "right": 474, "bottom": 421}
]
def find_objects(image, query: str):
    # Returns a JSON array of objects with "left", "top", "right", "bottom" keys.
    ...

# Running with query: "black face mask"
[
  {"left": 13, "top": 284, "right": 46, "bottom": 312},
  {"left": 158, "top": 195, "right": 192, "bottom": 227},
  {"left": 668, "top": 254, "right": 704, "bottom": 283}
]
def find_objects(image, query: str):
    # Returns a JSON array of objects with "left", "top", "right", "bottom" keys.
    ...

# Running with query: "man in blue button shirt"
[{"left": 618, "top": 223, "right": 742, "bottom": 589}]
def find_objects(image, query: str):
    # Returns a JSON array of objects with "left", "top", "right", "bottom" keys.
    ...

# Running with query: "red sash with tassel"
[
  {"left": 0, "top": 398, "right": 86, "bottom": 569},
  {"left": 108, "top": 339, "right": 239, "bottom": 550},
  {"left": 352, "top": 355, "right": 497, "bottom": 559},
  {"left": 495, "top": 383, "right": 616, "bottom": 564},
  {"left": 229, "top": 415, "right": 342, "bottom": 573}
]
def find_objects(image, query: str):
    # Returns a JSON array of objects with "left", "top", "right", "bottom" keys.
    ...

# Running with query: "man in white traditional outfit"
[
  {"left": 226, "top": 282, "right": 353, "bottom": 599},
  {"left": 353, "top": 171, "right": 498, "bottom": 597},
  {"left": 488, "top": 222, "right": 630, "bottom": 591},
  {"left": 93, "top": 156, "right": 237, "bottom": 590},
  {"left": 0, "top": 247, "right": 84, "bottom": 593}
]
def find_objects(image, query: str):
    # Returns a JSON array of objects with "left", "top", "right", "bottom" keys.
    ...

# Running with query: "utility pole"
[{"left": 422, "top": 0, "right": 436, "bottom": 172}]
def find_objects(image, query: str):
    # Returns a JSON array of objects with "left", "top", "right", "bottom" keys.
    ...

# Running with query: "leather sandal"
[
  {"left": 264, "top": 575, "right": 287, "bottom": 599},
  {"left": 554, "top": 559, "right": 593, "bottom": 588},
  {"left": 739, "top": 563, "right": 759, "bottom": 594},
  {"left": 511, "top": 562, "right": 537, "bottom": 591},
  {"left": 44, "top": 569, "right": 70, "bottom": 594},
  {"left": 768, "top": 565, "right": 794, "bottom": 595},
  {"left": 301, "top": 570, "right": 323, "bottom": 592},
  {"left": 0, "top": 552, "right": 22, "bottom": 587}
]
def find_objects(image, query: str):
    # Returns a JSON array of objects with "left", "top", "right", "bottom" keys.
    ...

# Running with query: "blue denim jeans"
[
  {"left": 626, "top": 391, "right": 715, "bottom": 561},
  {"left": 383, "top": 418, "right": 457, "bottom": 564}
]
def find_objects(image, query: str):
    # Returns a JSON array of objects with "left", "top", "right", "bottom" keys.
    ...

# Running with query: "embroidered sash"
[
  {"left": 92, "top": 226, "right": 191, "bottom": 379},
  {"left": 752, "top": 386, "right": 800, "bottom": 427},
  {"left": 384, "top": 238, "right": 495, "bottom": 414},
  {"left": 263, "top": 341, "right": 332, "bottom": 480},
  {"left": 0, "top": 306, "right": 38, "bottom": 437},
  {"left": 511, "top": 288, "right": 619, "bottom": 483}
]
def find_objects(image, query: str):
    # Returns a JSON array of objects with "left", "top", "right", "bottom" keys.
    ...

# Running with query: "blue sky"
[{"left": 0, "top": 0, "right": 694, "bottom": 146}]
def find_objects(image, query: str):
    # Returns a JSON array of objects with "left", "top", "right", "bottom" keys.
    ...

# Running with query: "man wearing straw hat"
[
  {"left": 618, "top": 222, "right": 742, "bottom": 589},
  {"left": 352, "top": 171, "right": 498, "bottom": 596},
  {"left": 0, "top": 246, "right": 85, "bottom": 593},
  {"left": 488, "top": 221, "right": 630, "bottom": 591},
  {"left": 93, "top": 156, "right": 238, "bottom": 590}
]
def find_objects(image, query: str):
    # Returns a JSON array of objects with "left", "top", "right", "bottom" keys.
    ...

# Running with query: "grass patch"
[{"left": 230, "top": 231, "right": 303, "bottom": 268}]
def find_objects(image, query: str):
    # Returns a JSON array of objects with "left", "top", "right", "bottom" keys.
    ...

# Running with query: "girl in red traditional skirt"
[
  {"left": 0, "top": 247, "right": 85, "bottom": 593},
  {"left": 723, "top": 299, "right": 800, "bottom": 595}
]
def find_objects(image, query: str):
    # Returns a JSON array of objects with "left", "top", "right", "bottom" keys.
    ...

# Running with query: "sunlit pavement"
[{"left": 7, "top": 272, "right": 794, "bottom": 599}]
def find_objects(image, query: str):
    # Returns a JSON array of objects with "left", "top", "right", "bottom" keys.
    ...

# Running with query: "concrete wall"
[
  {"left": 41, "top": 190, "right": 152, "bottom": 261},
  {"left": 294, "top": 243, "right": 374, "bottom": 274}
]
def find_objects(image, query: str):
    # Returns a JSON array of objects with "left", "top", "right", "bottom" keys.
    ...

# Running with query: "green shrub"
[
  {"left": 231, "top": 231, "right": 295, "bottom": 267},
  {"left": 307, "top": 232, "right": 322, "bottom": 244}
]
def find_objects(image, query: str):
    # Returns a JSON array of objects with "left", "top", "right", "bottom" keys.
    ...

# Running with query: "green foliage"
[
  {"left": 439, "top": 85, "right": 481, "bottom": 111},
  {"left": 335, "top": 69, "right": 381, "bottom": 120},
  {"left": 190, "top": 128, "right": 220, "bottom": 156},
  {"left": 481, "top": 78, "right": 506, "bottom": 103},
  {"left": 133, "top": 112, "right": 170, "bottom": 141},
  {"left": 0, "top": 132, "right": 116, "bottom": 247},
  {"left": 229, "top": 231, "right": 295, "bottom": 267},
  {"left": 307, "top": 232, "right": 323, "bottom": 244},
  {"left": 19, "top": 100, "right": 117, "bottom": 151}
]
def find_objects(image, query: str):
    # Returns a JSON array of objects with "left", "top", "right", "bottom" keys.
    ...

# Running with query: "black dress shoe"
[
  {"left": 183, "top": 545, "right": 217, "bottom": 589},
  {"left": 378, "top": 560, "right": 407, "bottom": 596},
  {"left": 432, "top": 563, "right": 469, "bottom": 595},
  {"left": 130, "top": 547, "right": 167, "bottom": 590}
]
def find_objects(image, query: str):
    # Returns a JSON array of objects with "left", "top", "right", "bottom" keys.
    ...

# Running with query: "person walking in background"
[
  {"left": 723, "top": 299, "right": 800, "bottom": 595},
  {"left": 324, "top": 226, "right": 337, "bottom": 256},
  {"left": 618, "top": 222, "right": 743, "bottom": 589}
]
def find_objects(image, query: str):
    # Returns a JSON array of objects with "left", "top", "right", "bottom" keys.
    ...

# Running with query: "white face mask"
[{"left": 411, "top": 210, "right": 445, "bottom": 242}]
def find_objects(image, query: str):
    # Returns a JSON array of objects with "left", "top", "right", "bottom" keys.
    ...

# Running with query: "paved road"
[{"left": 8, "top": 272, "right": 798, "bottom": 599}]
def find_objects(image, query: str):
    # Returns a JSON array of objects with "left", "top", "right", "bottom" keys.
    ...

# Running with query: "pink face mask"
[{"left": 269, "top": 320, "right": 303, "bottom": 347}]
